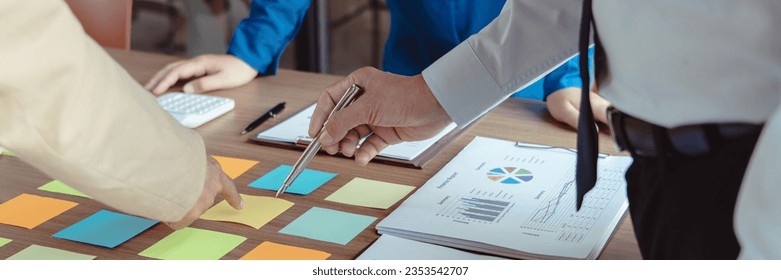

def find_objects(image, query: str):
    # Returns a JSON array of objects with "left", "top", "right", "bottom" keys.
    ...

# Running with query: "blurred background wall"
[{"left": 130, "top": 0, "right": 390, "bottom": 76}]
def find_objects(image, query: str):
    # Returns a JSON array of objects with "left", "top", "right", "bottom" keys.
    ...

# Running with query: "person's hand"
[
  {"left": 310, "top": 67, "right": 453, "bottom": 165},
  {"left": 164, "top": 155, "right": 244, "bottom": 230},
  {"left": 145, "top": 54, "right": 257, "bottom": 95},
  {"left": 546, "top": 87, "right": 610, "bottom": 130}
]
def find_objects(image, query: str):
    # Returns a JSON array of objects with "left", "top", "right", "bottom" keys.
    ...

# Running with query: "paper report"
[{"left": 376, "top": 136, "right": 632, "bottom": 259}]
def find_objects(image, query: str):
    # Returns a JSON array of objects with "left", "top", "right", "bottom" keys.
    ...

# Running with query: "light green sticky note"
[
  {"left": 325, "top": 178, "right": 415, "bottom": 209},
  {"left": 200, "top": 194, "right": 293, "bottom": 229},
  {"left": 0, "top": 147, "right": 14, "bottom": 157},
  {"left": 0, "top": 237, "right": 10, "bottom": 248},
  {"left": 7, "top": 244, "right": 96, "bottom": 260},
  {"left": 139, "top": 227, "right": 246, "bottom": 260},
  {"left": 38, "top": 180, "right": 91, "bottom": 198}
]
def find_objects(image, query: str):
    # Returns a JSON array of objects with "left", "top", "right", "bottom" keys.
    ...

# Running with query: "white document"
[
  {"left": 256, "top": 104, "right": 457, "bottom": 161},
  {"left": 357, "top": 234, "right": 508, "bottom": 260},
  {"left": 376, "top": 136, "right": 632, "bottom": 260}
]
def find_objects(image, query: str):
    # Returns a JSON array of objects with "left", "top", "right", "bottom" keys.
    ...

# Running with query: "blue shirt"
[{"left": 228, "top": 0, "right": 588, "bottom": 100}]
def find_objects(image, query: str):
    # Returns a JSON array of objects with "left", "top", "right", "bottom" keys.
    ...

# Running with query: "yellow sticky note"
[
  {"left": 200, "top": 194, "right": 293, "bottom": 229},
  {"left": 240, "top": 241, "right": 331, "bottom": 260},
  {"left": 212, "top": 156, "right": 259, "bottom": 179},
  {"left": 0, "top": 194, "right": 78, "bottom": 229},
  {"left": 325, "top": 178, "right": 415, "bottom": 209}
]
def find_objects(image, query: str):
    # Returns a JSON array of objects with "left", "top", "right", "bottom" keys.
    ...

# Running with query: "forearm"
[{"left": 227, "top": 0, "right": 311, "bottom": 75}]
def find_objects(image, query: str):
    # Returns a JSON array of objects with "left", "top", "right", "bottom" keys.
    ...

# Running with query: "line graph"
[
  {"left": 530, "top": 180, "right": 574, "bottom": 223},
  {"left": 520, "top": 164, "right": 625, "bottom": 243}
]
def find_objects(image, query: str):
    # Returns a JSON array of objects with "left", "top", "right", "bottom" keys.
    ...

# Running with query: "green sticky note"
[
  {"left": 0, "top": 237, "right": 10, "bottom": 248},
  {"left": 7, "top": 244, "right": 95, "bottom": 260},
  {"left": 0, "top": 147, "right": 14, "bottom": 156},
  {"left": 38, "top": 180, "right": 91, "bottom": 198},
  {"left": 139, "top": 227, "right": 246, "bottom": 260},
  {"left": 279, "top": 207, "right": 376, "bottom": 245},
  {"left": 325, "top": 178, "right": 415, "bottom": 209}
]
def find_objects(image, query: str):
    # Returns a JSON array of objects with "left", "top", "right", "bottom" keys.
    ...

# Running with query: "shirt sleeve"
[
  {"left": 0, "top": 1, "right": 206, "bottom": 222},
  {"left": 227, "top": 0, "right": 311, "bottom": 76},
  {"left": 422, "top": 0, "right": 583, "bottom": 127},
  {"left": 542, "top": 47, "right": 595, "bottom": 100},
  {"left": 735, "top": 97, "right": 781, "bottom": 259}
]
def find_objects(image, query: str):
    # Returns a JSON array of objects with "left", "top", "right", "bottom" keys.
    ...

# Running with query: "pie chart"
[{"left": 487, "top": 167, "right": 533, "bottom": 184}]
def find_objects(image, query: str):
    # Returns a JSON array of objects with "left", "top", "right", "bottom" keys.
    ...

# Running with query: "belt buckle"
[{"left": 605, "top": 106, "right": 626, "bottom": 152}]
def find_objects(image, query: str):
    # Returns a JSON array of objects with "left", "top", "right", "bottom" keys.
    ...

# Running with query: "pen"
[
  {"left": 241, "top": 102, "right": 286, "bottom": 135},
  {"left": 276, "top": 84, "right": 363, "bottom": 197}
]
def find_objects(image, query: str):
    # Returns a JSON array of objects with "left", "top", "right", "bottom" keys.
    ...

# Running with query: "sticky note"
[
  {"left": 200, "top": 194, "right": 293, "bottom": 229},
  {"left": 279, "top": 207, "right": 376, "bottom": 245},
  {"left": 212, "top": 156, "right": 259, "bottom": 179},
  {"left": 0, "top": 147, "right": 14, "bottom": 156},
  {"left": 0, "top": 194, "right": 78, "bottom": 229},
  {"left": 53, "top": 210, "right": 157, "bottom": 248},
  {"left": 240, "top": 241, "right": 331, "bottom": 260},
  {"left": 7, "top": 244, "right": 95, "bottom": 260},
  {"left": 38, "top": 180, "right": 91, "bottom": 198},
  {"left": 139, "top": 227, "right": 246, "bottom": 260},
  {"left": 0, "top": 237, "right": 10, "bottom": 248},
  {"left": 249, "top": 165, "right": 337, "bottom": 195},
  {"left": 325, "top": 178, "right": 415, "bottom": 209}
]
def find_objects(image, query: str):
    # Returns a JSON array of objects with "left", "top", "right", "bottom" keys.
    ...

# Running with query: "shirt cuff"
[{"left": 422, "top": 43, "right": 508, "bottom": 128}]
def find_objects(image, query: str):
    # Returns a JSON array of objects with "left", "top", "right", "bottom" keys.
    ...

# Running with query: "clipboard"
[
  {"left": 249, "top": 103, "right": 467, "bottom": 169},
  {"left": 513, "top": 141, "right": 610, "bottom": 159}
]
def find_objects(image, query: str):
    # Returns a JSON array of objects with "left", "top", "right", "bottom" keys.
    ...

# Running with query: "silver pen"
[{"left": 275, "top": 84, "right": 363, "bottom": 197}]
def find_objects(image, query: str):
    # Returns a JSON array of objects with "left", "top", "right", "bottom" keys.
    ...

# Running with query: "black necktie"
[{"left": 575, "top": 0, "right": 601, "bottom": 211}]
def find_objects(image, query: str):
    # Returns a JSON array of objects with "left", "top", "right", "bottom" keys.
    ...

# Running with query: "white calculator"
[{"left": 157, "top": 92, "right": 235, "bottom": 128}]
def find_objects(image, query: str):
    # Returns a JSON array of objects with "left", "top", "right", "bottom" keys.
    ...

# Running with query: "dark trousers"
[{"left": 624, "top": 130, "right": 761, "bottom": 259}]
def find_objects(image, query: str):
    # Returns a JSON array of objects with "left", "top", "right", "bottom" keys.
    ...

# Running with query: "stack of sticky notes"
[{"left": 0, "top": 152, "right": 426, "bottom": 260}]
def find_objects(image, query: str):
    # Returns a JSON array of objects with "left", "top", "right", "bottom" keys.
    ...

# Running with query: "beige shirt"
[
  {"left": 0, "top": 1, "right": 204, "bottom": 222},
  {"left": 423, "top": 0, "right": 781, "bottom": 259}
]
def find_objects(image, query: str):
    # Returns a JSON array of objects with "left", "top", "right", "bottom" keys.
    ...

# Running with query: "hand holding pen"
[{"left": 276, "top": 84, "right": 363, "bottom": 197}]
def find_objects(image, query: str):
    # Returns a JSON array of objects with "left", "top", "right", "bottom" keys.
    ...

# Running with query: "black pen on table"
[{"left": 241, "top": 102, "right": 286, "bottom": 135}]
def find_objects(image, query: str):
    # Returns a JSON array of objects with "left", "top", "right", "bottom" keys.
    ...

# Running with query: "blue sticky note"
[
  {"left": 53, "top": 210, "right": 158, "bottom": 248},
  {"left": 248, "top": 165, "right": 337, "bottom": 195},
  {"left": 279, "top": 207, "right": 376, "bottom": 245}
]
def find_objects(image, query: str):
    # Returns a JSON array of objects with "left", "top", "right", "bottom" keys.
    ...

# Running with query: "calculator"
[{"left": 156, "top": 92, "right": 235, "bottom": 128}]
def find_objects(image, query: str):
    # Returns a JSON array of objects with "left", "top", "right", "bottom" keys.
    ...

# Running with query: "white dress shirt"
[{"left": 422, "top": 0, "right": 781, "bottom": 259}]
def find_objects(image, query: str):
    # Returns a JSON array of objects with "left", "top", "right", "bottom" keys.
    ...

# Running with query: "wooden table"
[{"left": 0, "top": 49, "right": 641, "bottom": 260}]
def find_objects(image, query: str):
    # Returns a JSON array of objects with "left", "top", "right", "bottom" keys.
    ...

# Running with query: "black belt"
[{"left": 606, "top": 106, "right": 763, "bottom": 157}]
